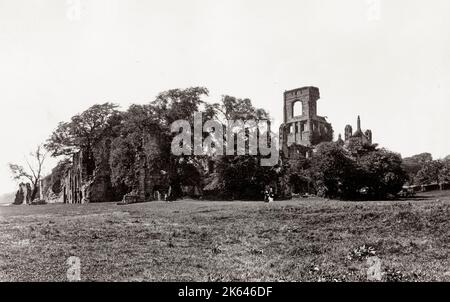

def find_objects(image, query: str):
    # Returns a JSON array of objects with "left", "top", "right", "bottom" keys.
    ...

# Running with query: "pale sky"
[{"left": 0, "top": 0, "right": 449, "bottom": 194}]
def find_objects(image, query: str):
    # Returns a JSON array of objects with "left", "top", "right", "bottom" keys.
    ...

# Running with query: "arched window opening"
[{"left": 293, "top": 101, "right": 303, "bottom": 117}]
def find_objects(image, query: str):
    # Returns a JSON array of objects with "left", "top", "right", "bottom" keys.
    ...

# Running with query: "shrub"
[
  {"left": 310, "top": 143, "right": 360, "bottom": 199},
  {"left": 293, "top": 143, "right": 408, "bottom": 200},
  {"left": 357, "top": 149, "right": 407, "bottom": 199}
]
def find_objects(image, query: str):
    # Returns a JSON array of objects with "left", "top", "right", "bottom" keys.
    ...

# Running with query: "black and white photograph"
[{"left": 0, "top": 0, "right": 449, "bottom": 289}]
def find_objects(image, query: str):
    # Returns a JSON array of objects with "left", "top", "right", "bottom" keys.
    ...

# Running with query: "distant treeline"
[{"left": 402, "top": 153, "right": 450, "bottom": 186}]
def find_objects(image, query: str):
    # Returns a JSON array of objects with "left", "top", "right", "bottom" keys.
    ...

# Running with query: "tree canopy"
[{"left": 45, "top": 103, "right": 119, "bottom": 157}]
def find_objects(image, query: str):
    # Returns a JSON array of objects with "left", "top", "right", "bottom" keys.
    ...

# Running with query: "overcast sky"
[{"left": 0, "top": 0, "right": 449, "bottom": 194}]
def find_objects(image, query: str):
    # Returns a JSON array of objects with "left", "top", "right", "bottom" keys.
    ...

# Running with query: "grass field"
[{"left": 1, "top": 191, "right": 450, "bottom": 282}]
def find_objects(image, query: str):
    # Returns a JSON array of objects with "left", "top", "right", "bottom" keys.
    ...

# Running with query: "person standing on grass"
[{"left": 268, "top": 187, "right": 275, "bottom": 203}]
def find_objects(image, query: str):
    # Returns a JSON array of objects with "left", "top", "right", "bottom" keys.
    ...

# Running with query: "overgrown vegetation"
[
  {"left": 402, "top": 153, "right": 450, "bottom": 185},
  {"left": 287, "top": 142, "right": 407, "bottom": 200},
  {"left": 44, "top": 87, "right": 282, "bottom": 201},
  {"left": 39, "top": 86, "right": 449, "bottom": 202}
]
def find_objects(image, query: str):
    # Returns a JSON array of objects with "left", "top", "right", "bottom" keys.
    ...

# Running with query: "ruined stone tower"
[
  {"left": 340, "top": 115, "right": 373, "bottom": 148},
  {"left": 279, "top": 86, "right": 333, "bottom": 158}
]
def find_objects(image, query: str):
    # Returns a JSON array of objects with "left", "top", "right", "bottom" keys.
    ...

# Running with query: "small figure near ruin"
[
  {"left": 268, "top": 187, "right": 275, "bottom": 203},
  {"left": 264, "top": 186, "right": 275, "bottom": 202}
]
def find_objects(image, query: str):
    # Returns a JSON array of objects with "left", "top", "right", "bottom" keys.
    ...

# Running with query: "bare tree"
[{"left": 9, "top": 145, "right": 48, "bottom": 201}]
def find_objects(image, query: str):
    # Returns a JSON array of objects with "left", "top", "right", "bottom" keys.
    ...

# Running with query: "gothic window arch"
[{"left": 292, "top": 100, "right": 303, "bottom": 117}]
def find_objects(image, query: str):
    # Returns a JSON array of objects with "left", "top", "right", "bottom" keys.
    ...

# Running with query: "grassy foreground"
[{"left": 1, "top": 191, "right": 450, "bottom": 282}]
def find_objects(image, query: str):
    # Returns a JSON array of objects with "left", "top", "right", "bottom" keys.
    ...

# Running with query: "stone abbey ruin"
[
  {"left": 54, "top": 128, "right": 171, "bottom": 204},
  {"left": 279, "top": 86, "right": 373, "bottom": 159},
  {"left": 14, "top": 86, "right": 382, "bottom": 205},
  {"left": 52, "top": 86, "right": 372, "bottom": 204}
]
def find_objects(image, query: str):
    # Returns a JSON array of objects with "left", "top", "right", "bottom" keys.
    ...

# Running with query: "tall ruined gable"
[{"left": 280, "top": 86, "right": 333, "bottom": 158}]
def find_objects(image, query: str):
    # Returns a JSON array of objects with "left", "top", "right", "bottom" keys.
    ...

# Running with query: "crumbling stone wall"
[
  {"left": 62, "top": 151, "right": 85, "bottom": 204},
  {"left": 13, "top": 183, "right": 32, "bottom": 205},
  {"left": 89, "top": 139, "right": 116, "bottom": 203},
  {"left": 62, "top": 146, "right": 111, "bottom": 204},
  {"left": 61, "top": 139, "right": 135, "bottom": 204},
  {"left": 39, "top": 176, "right": 63, "bottom": 203},
  {"left": 135, "top": 130, "right": 172, "bottom": 202},
  {"left": 57, "top": 120, "right": 218, "bottom": 204}
]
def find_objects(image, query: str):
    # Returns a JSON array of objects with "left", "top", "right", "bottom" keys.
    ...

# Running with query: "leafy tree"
[
  {"left": 214, "top": 95, "right": 269, "bottom": 121},
  {"left": 203, "top": 95, "right": 271, "bottom": 156},
  {"left": 109, "top": 136, "right": 138, "bottom": 188},
  {"left": 109, "top": 88, "right": 211, "bottom": 197},
  {"left": 152, "top": 87, "right": 210, "bottom": 125},
  {"left": 46, "top": 103, "right": 119, "bottom": 157},
  {"left": 212, "top": 95, "right": 278, "bottom": 200},
  {"left": 310, "top": 142, "right": 359, "bottom": 199},
  {"left": 440, "top": 160, "right": 450, "bottom": 183},
  {"left": 357, "top": 149, "right": 407, "bottom": 198},
  {"left": 402, "top": 152, "right": 434, "bottom": 184},
  {"left": 45, "top": 102, "right": 120, "bottom": 180},
  {"left": 284, "top": 157, "right": 313, "bottom": 195},
  {"left": 109, "top": 104, "right": 168, "bottom": 189},
  {"left": 415, "top": 160, "right": 445, "bottom": 185},
  {"left": 347, "top": 141, "right": 379, "bottom": 157},
  {"left": 216, "top": 155, "right": 278, "bottom": 200},
  {"left": 410, "top": 153, "right": 433, "bottom": 164},
  {"left": 306, "top": 144, "right": 407, "bottom": 200}
]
